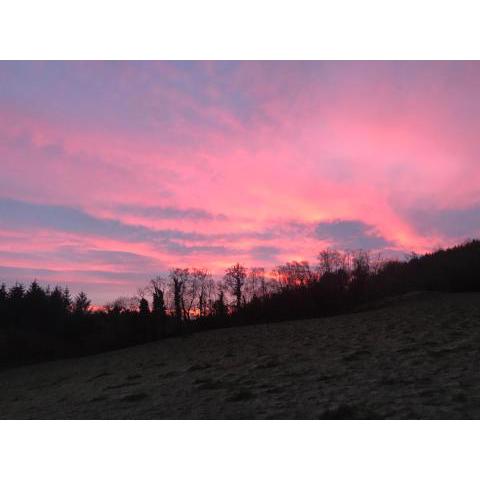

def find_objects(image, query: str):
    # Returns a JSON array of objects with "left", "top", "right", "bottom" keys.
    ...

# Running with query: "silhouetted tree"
[
  {"left": 0, "top": 283, "right": 7, "bottom": 301},
  {"left": 190, "top": 268, "right": 209, "bottom": 317},
  {"left": 106, "top": 297, "right": 134, "bottom": 314},
  {"left": 49, "top": 286, "right": 68, "bottom": 333},
  {"left": 349, "top": 250, "right": 371, "bottom": 302},
  {"left": 317, "top": 249, "right": 345, "bottom": 276},
  {"left": 224, "top": 263, "right": 247, "bottom": 310},
  {"left": 63, "top": 287, "right": 72, "bottom": 313},
  {"left": 0, "top": 283, "right": 7, "bottom": 330},
  {"left": 246, "top": 267, "right": 266, "bottom": 301},
  {"left": 169, "top": 268, "right": 189, "bottom": 330},
  {"left": 213, "top": 286, "right": 227, "bottom": 319},
  {"left": 273, "top": 261, "right": 313, "bottom": 289},
  {"left": 139, "top": 297, "right": 150, "bottom": 316},
  {"left": 74, "top": 291, "right": 91, "bottom": 315},
  {"left": 150, "top": 278, "right": 167, "bottom": 338},
  {"left": 137, "top": 296, "right": 150, "bottom": 339},
  {"left": 7, "top": 283, "right": 25, "bottom": 330}
]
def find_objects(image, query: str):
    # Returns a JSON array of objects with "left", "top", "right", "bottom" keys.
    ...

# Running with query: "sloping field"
[{"left": 2, "top": 292, "right": 480, "bottom": 419}]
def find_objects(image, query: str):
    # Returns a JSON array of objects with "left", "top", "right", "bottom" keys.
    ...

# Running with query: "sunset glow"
[{"left": 1, "top": 61, "right": 480, "bottom": 303}]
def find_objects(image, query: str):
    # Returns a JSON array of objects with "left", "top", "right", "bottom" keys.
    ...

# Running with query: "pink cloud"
[{"left": 1, "top": 61, "right": 480, "bottom": 302}]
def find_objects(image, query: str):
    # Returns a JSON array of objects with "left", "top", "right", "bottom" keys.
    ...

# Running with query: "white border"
[
  {"left": 1, "top": 0, "right": 480, "bottom": 59},
  {"left": 0, "top": 420, "right": 478, "bottom": 480}
]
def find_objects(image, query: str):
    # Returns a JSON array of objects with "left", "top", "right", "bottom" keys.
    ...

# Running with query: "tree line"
[{"left": 2, "top": 239, "right": 480, "bottom": 367}]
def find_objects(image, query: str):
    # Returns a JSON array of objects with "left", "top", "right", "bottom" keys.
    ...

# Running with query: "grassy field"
[{"left": 2, "top": 291, "right": 480, "bottom": 419}]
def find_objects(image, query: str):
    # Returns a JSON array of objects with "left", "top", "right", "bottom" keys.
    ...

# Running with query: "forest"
[{"left": 2, "top": 239, "right": 480, "bottom": 367}]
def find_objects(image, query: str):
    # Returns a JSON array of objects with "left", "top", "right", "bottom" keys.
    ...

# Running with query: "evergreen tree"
[
  {"left": 74, "top": 291, "right": 91, "bottom": 315},
  {"left": 63, "top": 287, "right": 72, "bottom": 313},
  {"left": 0, "top": 283, "right": 7, "bottom": 329},
  {"left": 152, "top": 289, "right": 167, "bottom": 338}
]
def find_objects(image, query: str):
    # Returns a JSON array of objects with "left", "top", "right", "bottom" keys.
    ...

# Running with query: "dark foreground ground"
[{"left": 2, "top": 291, "right": 480, "bottom": 419}]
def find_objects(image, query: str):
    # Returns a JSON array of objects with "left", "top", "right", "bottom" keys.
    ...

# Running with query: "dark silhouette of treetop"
[
  {"left": 74, "top": 291, "right": 91, "bottom": 314},
  {"left": 224, "top": 263, "right": 247, "bottom": 310}
]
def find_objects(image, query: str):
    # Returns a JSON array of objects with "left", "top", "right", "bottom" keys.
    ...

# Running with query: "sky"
[{"left": 1, "top": 61, "right": 480, "bottom": 304}]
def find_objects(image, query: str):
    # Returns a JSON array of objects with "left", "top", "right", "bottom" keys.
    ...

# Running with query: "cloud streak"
[{"left": 314, "top": 220, "right": 391, "bottom": 250}]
